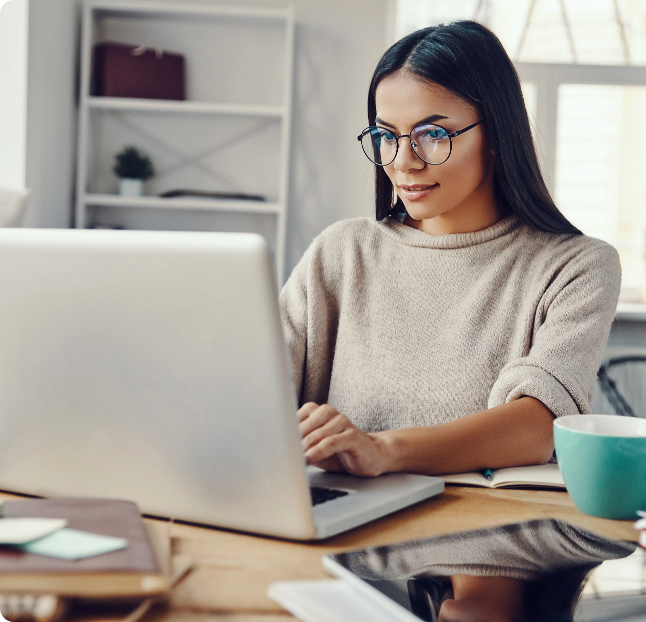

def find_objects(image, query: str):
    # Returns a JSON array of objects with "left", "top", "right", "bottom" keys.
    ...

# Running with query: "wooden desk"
[
  {"left": 1, "top": 486, "right": 638, "bottom": 622},
  {"left": 152, "top": 486, "right": 637, "bottom": 621}
]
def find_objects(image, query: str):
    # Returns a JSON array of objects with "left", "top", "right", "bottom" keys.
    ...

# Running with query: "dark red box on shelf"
[{"left": 93, "top": 41, "right": 186, "bottom": 100}]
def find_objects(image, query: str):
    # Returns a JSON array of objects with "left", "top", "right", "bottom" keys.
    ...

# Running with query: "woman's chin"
[{"left": 402, "top": 203, "right": 442, "bottom": 223}]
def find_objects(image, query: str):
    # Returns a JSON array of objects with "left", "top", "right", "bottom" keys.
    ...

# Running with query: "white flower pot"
[{"left": 119, "top": 178, "right": 143, "bottom": 196}]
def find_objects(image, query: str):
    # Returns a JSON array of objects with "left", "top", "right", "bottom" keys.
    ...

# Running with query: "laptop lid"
[{"left": 0, "top": 228, "right": 318, "bottom": 539}]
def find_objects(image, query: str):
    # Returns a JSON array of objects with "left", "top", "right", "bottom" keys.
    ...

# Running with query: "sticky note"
[
  {"left": 20, "top": 528, "right": 128, "bottom": 560},
  {"left": 0, "top": 518, "right": 67, "bottom": 544}
]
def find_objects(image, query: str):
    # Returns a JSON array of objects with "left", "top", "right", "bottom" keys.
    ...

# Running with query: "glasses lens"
[
  {"left": 411, "top": 124, "right": 451, "bottom": 164},
  {"left": 361, "top": 127, "right": 398, "bottom": 166}
]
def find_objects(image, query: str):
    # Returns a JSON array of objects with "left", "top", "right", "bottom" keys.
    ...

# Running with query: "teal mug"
[{"left": 554, "top": 414, "right": 646, "bottom": 520}]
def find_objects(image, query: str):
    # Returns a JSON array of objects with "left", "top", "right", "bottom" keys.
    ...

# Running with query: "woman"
[{"left": 279, "top": 21, "right": 620, "bottom": 477}]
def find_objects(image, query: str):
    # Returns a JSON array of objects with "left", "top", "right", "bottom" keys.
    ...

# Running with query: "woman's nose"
[{"left": 393, "top": 136, "right": 425, "bottom": 172}]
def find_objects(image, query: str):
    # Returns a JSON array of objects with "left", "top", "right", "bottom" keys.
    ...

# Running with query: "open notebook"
[{"left": 442, "top": 463, "right": 565, "bottom": 489}]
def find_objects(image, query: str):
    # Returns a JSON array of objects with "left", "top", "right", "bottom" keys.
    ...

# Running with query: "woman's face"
[
  {"left": 438, "top": 575, "right": 528, "bottom": 622},
  {"left": 374, "top": 71, "right": 500, "bottom": 235}
]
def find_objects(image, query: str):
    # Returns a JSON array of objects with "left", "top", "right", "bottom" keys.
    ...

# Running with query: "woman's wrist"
[{"left": 370, "top": 430, "right": 403, "bottom": 475}]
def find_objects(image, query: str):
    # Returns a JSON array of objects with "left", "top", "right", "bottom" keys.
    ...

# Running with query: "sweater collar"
[{"left": 377, "top": 214, "right": 520, "bottom": 249}]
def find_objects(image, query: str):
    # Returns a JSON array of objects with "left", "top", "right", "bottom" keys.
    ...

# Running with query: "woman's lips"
[{"left": 399, "top": 184, "right": 438, "bottom": 201}]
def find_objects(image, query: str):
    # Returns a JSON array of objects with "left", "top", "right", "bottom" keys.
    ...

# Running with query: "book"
[
  {"left": 442, "top": 463, "right": 565, "bottom": 489},
  {"left": 0, "top": 498, "right": 169, "bottom": 599},
  {"left": 93, "top": 42, "right": 186, "bottom": 100},
  {"left": 158, "top": 189, "right": 266, "bottom": 202}
]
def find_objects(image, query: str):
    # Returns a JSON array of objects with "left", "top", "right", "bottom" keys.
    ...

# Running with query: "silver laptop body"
[{"left": 0, "top": 228, "right": 443, "bottom": 540}]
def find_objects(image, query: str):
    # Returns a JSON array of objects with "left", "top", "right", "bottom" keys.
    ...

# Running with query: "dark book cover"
[{"left": 0, "top": 498, "right": 165, "bottom": 597}]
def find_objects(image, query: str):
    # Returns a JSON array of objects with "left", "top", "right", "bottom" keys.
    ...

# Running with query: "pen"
[{"left": 483, "top": 468, "right": 493, "bottom": 481}]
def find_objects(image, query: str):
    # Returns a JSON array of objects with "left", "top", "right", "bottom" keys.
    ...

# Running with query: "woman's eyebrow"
[{"left": 375, "top": 114, "right": 449, "bottom": 129}]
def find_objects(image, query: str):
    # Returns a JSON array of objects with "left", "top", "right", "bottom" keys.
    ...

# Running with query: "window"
[
  {"left": 396, "top": 0, "right": 646, "bottom": 302},
  {"left": 516, "top": 65, "right": 646, "bottom": 302}
]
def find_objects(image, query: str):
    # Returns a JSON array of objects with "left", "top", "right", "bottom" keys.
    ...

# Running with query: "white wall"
[
  {"left": 24, "top": 0, "right": 390, "bottom": 279},
  {"left": 0, "top": 0, "right": 29, "bottom": 190},
  {"left": 23, "top": 0, "right": 80, "bottom": 227}
]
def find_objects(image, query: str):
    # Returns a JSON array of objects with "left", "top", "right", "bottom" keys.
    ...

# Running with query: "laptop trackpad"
[
  {"left": 307, "top": 466, "right": 444, "bottom": 538},
  {"left": 307, "top": 466, "right": 422, "bottom": 514},
  {"left": 307, "top": 466, "right": 443, "bottom": 510}
]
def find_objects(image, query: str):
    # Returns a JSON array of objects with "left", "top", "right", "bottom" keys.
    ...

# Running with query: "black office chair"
[{"left": 596, "top": 355, "right": 646, "bottom": 418}]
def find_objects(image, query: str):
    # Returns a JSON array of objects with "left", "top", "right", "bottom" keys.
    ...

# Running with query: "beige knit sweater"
[{"left": 279, "top": 216, "right": 621, "bottom": 431}]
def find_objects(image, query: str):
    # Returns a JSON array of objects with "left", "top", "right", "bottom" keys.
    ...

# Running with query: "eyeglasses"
[{"left": 357, "top": 119, "right": 485, "bottom": 166}]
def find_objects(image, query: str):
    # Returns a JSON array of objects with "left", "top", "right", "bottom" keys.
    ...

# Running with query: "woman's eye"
[
  {"left": 382, "top": 131, "right": 396, "bottom": 142},
  {"left": 425, "top": 128, "right": 448, "bottom": 139}
]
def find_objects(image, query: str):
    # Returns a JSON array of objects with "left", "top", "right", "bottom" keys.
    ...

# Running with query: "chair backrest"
[
  {"left": 596, "top": 356, "right": 646, "bottom": 417},
  {"left": 0, "top": 186, "right": 29, "bottom": 226}
]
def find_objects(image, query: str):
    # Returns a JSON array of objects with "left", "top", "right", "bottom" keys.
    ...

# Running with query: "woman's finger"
[
  {"left": 297, "top": 402, "right": 319, "bottom": 422},
  {"left": 299, "top": 404, "right": 340, "bottom": 437},
  {"left": 305, "top": 428, "right": 356, "bottom": 464},
  {"left": 302, "top": 412, "right": 350, "bottom": 451},
  {"left": 308, "top": 453, "right": 346, "bottom": 473}
]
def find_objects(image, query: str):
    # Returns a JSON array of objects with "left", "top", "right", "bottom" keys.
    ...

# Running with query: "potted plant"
[{"left": 113, "top": 146, "right": 155, "bottom": 196}]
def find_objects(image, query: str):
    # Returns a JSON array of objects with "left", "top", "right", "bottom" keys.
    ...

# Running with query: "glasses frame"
[{"left": 357, "top": 119, "right": 486, "bottom": 166}]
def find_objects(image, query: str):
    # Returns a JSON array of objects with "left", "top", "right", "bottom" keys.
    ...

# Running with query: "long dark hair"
[
  {"left": 408, "top": 565, "right": 596, "bottom": 622},
  {"left": 368, "top": 21, "right": 581, "bottom": 235}
]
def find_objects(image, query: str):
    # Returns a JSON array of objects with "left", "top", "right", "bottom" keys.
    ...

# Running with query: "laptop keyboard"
[{"left": 310, "top": 486, "right": 349, "bottom": 506}]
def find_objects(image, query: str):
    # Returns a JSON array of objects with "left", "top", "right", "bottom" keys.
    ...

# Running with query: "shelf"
[
  {"left": 83, "top": 194, "right": 283, "bottom": 214},
  {"left": 90, "top": 1, "right": 292, "bottom": 23},
  {"left": 87, "top": 97, "right": 286, "bottom": 117},
  {"left": 77, "top": 0, "right": 294, "bottom": 279}
]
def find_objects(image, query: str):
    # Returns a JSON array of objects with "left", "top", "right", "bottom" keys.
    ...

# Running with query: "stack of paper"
[{"left": 0, "top": 516, "right": 128, "bottom": 560}]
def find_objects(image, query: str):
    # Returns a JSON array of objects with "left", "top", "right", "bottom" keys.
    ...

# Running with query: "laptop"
[{"left": 0, "top": 228, "right": 443, "bottom": 540}]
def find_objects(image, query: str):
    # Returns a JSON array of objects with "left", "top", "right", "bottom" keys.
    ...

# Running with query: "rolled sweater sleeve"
[
  {"left": 488, "top": 244, "right": 621, "bottom": 418},
  {"left": 279, "top": 234, "right": 340, "bottom": 407},
  {"left": 279, "top": 247, "right": 311, "bottom": 403}
]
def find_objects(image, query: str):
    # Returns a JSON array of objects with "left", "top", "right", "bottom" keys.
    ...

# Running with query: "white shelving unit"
[{"left": 75, "top": 0, "right": 295, "bottom": 278}]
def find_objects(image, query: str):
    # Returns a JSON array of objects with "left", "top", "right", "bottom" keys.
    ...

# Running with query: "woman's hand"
[
  {"left": 298, "top": 396, "right": 554, "bottom": 477},
  {"left": 298, "top": 402, "right": 390, "bottom": 477}
]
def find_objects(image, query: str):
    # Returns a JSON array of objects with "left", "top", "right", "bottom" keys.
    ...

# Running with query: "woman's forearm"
[{"left": 374, "top": 397, "right": 555, "bottom": 475}]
